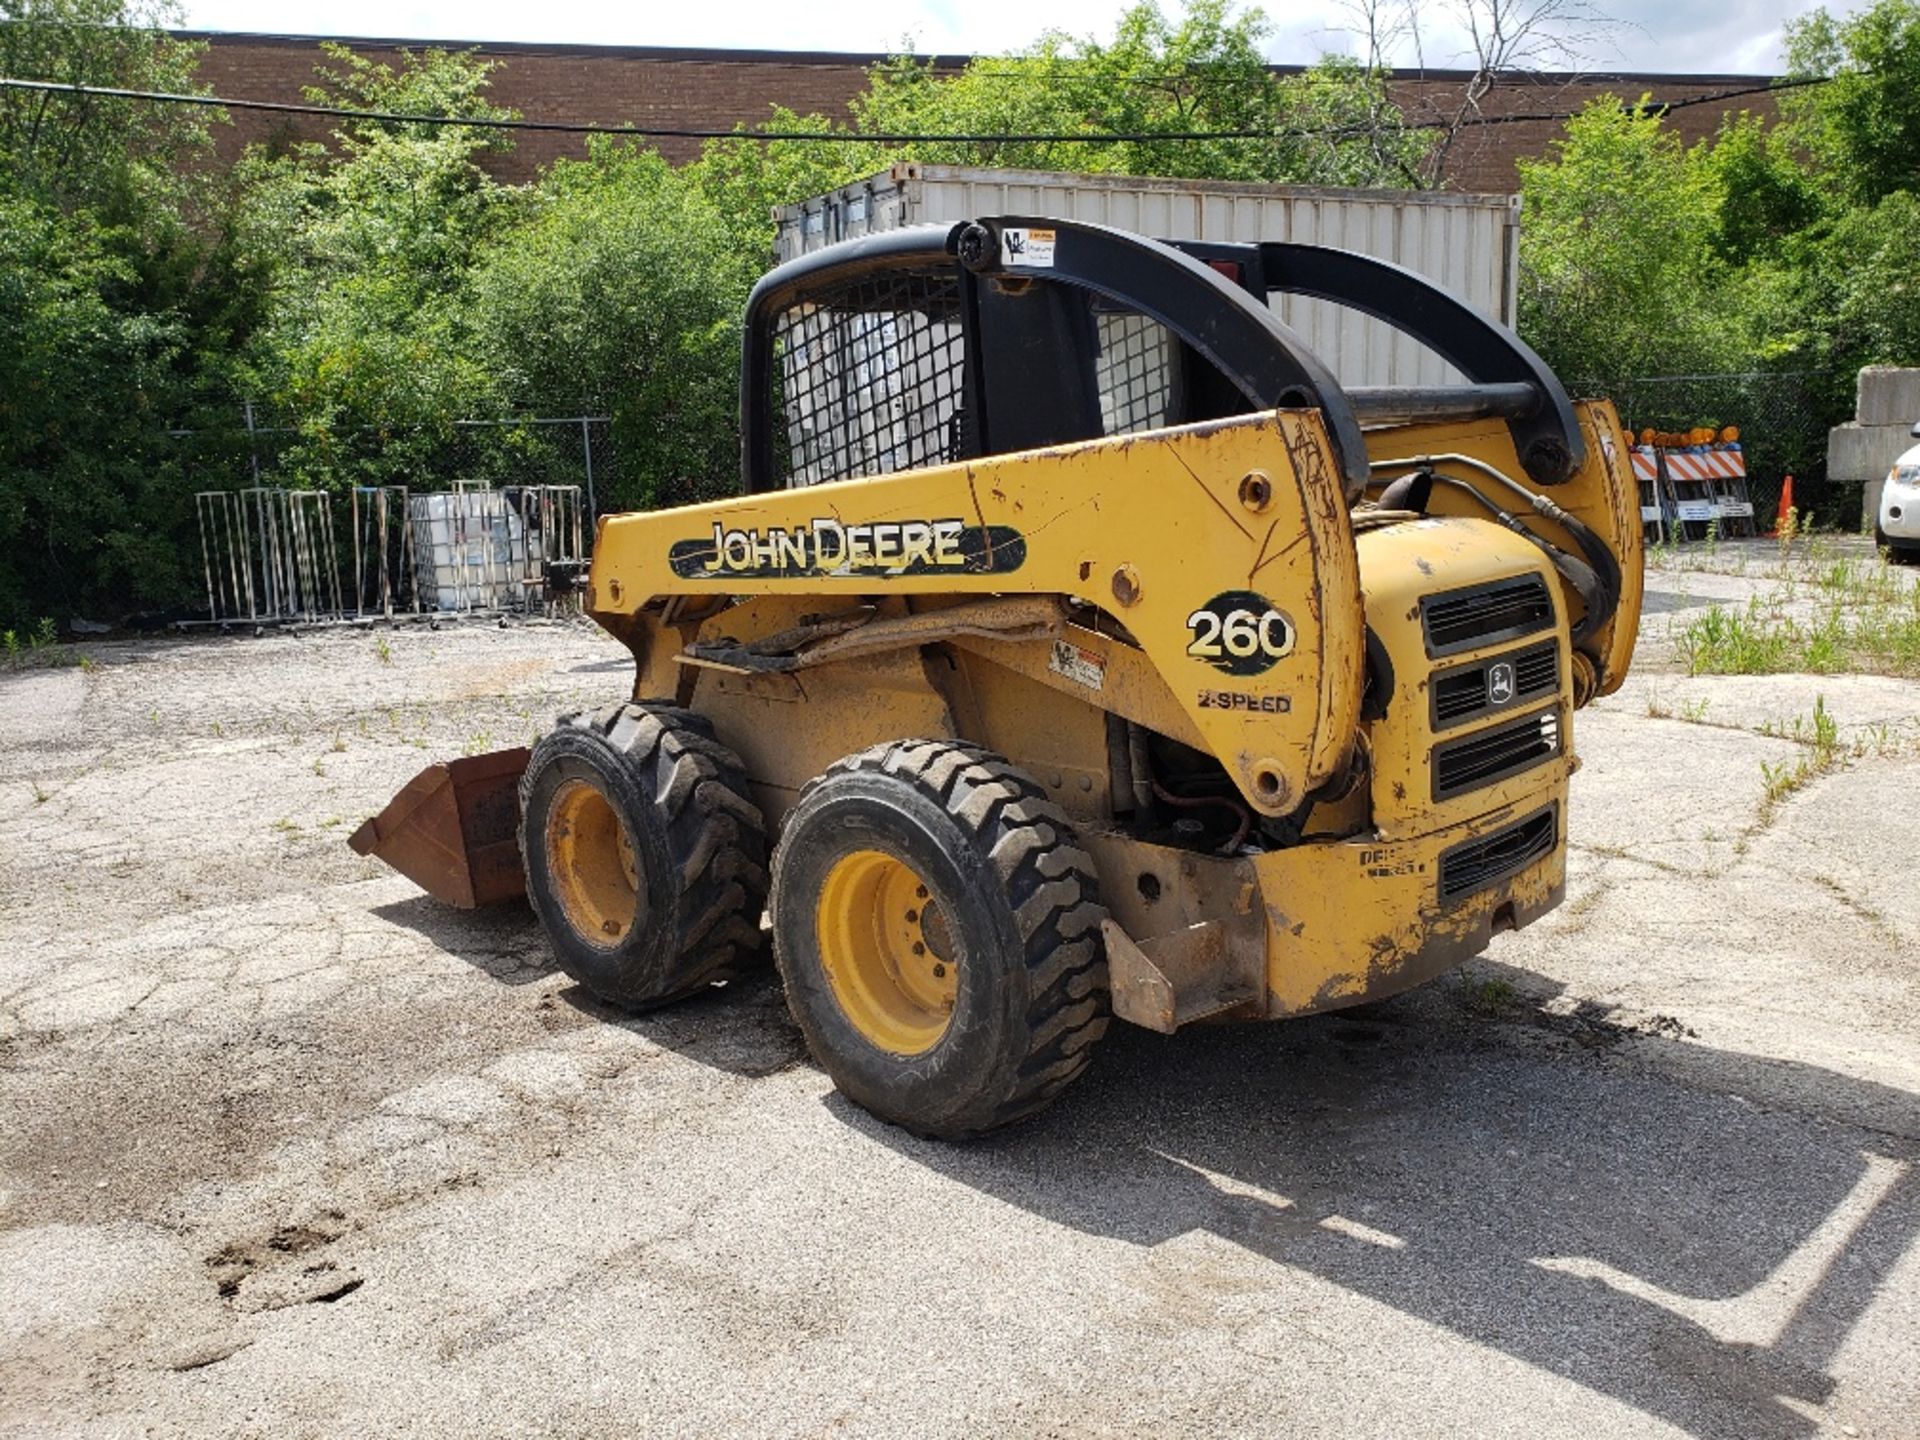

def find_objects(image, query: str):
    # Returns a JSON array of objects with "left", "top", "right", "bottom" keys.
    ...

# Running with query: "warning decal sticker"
[
  {"left": 1001, "top": 227, "right": 1057, "bottom": 268},
  {"left": 1049, "top": 638, "right": 1107, "bottom": 691}
]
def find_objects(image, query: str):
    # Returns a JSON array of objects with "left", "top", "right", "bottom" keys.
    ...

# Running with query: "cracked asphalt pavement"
[{"left": 2, "top": 543, "right": 1917, "bottom": 1438}]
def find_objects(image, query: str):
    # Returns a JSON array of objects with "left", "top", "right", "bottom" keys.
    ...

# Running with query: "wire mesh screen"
[
  {"left": 772, "top": 270, "right": 968, "bottom": 487},
  {"left": 1094, "top": 307, "right": 1181, "bottom": 436}
]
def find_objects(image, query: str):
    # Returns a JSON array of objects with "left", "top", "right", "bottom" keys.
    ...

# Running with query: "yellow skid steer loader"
[{"left": 352, "top": 217, "right": 1643, "bottom": 1137}]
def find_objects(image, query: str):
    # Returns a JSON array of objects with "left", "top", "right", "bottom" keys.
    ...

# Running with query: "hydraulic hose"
[
  {"left": 1428, "top": 472, "right": 1609, "bottom": 646},
  {"left": 1367, "top": 455, "right": 1623, "bottom": 656}
]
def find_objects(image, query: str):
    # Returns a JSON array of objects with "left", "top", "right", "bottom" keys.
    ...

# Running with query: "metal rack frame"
[{"left": 184, "top": 483, "right": 589, "bottom": 632}]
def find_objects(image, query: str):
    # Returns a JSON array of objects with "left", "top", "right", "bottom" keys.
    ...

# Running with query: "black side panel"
[{"left": 970, "top": 278, "right": 1106, "bottom": 455}]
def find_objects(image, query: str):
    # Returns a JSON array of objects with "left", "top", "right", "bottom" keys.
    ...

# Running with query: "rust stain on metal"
[{"left": 963, "top": 465, "right": 996, "bottom": 568}]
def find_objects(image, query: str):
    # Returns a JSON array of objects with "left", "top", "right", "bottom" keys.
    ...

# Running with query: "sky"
[{"left": 173, "top": 0, "right": 1854, "bottom": 77}]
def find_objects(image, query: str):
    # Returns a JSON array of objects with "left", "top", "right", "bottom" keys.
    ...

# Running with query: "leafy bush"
[
  {"left": 1517, "top": 103, "right": 1744, "bottom": 385},
  {"left": 0, "top": 0, "right": 233, "bottom": 623},
  {"left": 469, "top": 144, "right": 754, "bottom": 510}
]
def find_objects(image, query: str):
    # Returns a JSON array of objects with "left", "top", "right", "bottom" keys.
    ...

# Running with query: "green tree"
[
  {"left": 0, "top": 197, "right": 196, "bottom": 620},
  {"left": 1747, "top": 192, "right": 1920, "bottom": 419},
  {"left": 1781, "top": 0, "right": 1920, "bottom": 208},
  {"left": 0, "top": 0, "right": 251, "bottom": 624},
  {"left": 853, "top": 2, "right": 1425, "bottom": 184},
  {"left": 691, "top": 2, "right": 1431, "bottom": 264},
  {"left": 686, "top": 109, "right": 881, "bottom": 266},
  {"left": 1692, "top": 1, "right": 1920, "bottom": 417},
  {"left": 1516, "top": 100, "right": 1742, "bottom": 386},
  {"left": 1696, "top": 112, "right": 1826, "bottom": 266},
  {"left": 241, "top": 45, "right": 521, "bottom": 486},
  {"left": 470, "top": 142, "right": 755, "bottom": 507},
  {"left": 0, "top": 0, "right": 210, "bottom": 215}
]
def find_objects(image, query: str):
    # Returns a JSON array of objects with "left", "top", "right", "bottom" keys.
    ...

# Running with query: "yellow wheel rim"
[
  {"left": 815, "top": 849, "right": 958, "bottom": 1055},
  {"left": 545, "top": 777, "right": 640, "bottom": 947}
]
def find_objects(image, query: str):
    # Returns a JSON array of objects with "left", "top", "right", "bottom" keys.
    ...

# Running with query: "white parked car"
[{"left": 1880, "top": 426, "right": 1920, "bottom": 562}]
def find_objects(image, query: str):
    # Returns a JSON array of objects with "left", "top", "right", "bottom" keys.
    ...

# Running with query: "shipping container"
[{"left": 772, "top": 164, "right": 1520, "bottom": 390}]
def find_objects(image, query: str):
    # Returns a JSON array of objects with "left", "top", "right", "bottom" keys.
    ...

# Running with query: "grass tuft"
[
  {"left": 1674, "top": 555, "right": 1920, "bottom": 680},
  {"left": 1757, "top": 695, "right": 1844, "bottom": 821}
]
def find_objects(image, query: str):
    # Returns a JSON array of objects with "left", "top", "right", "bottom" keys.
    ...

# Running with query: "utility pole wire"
[{"left": 0, "top": 73, "right": 1826, "bottom": 144}]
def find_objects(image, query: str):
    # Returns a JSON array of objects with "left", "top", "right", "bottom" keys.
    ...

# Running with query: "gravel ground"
[{"left": 2, "top": 548, "right": 1917, "bottom": 1439}]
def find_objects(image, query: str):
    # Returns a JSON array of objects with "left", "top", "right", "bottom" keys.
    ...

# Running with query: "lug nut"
[
  {"left": 932, "top": 963, "right": 947, "bottom": 978},
  {"left": 905, "top": 908, "right": 919, "bottom": 923},
  {"left": 912, "top": 942, "right": 926, "bottom": 956}
]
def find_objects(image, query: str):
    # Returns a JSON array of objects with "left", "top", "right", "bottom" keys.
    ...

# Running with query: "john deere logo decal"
[
  {"left": 1184, "top": 590, "right": 1296, "bottom": 677},
  {"left": 1487, "top": 661, "right": 1516, "bottom": 706},
  {"left": 670, "top": 518, "right": 1026, "bottom": 580}
]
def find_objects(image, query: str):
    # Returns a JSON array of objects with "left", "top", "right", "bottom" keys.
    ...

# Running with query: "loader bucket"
[{"left": 348, "top": 747, "right": 532, "bottom": 908}]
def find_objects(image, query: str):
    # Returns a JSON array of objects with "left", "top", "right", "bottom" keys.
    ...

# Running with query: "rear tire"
[
  {"left": 770, "top": 740, "right": 1110, "bottom": 1139},
  {"left": 519, "top": 702, "right": 767, "bottom": 1009}
]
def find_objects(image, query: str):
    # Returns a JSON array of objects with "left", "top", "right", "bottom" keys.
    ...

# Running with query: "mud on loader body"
[{"left": 353, "top": 217, "right": 1643, "bottom": 1137}]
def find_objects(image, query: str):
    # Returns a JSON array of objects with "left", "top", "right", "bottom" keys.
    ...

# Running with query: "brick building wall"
[
  {"left": 1388, "top": 73, "right": 1778, "bottom": 192},
  {"left": 182, "top": 30, "right": 1779, "bottom": 195}
]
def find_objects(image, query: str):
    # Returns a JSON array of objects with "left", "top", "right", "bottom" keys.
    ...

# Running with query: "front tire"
[
  {"left": 770, "top": 740, "right": 1110, "bottom": 1139},
  {"left": 519, "top": 702, "right": 767, "bottom": 1008}
]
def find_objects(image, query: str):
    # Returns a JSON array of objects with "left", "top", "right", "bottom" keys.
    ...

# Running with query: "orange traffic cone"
[{"left": 1773, "top": 475, "right": 1795, "bottom": 536}]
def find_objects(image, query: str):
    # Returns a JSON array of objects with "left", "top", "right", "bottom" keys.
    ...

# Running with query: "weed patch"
[
  {"left": 1460, "top": 976, "right": 1519, "bottom": 1015},
  {"left": 2, "top": 619, "right": 84, "bottom": 671},
  {"left": 1756, "top": 696, "right": 1844, "bottom": 822},
  {"left": 1674, "top": 560, "right": 1920, "bottom": 679}
]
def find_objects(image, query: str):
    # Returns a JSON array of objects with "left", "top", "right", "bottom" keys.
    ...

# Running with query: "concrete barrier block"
[
  {"left": 1826, "top": 422, "right": 1913, "bottom": 482},
  {"left": 1855, "top": 366, "right": 1920, "bottom": 427}
]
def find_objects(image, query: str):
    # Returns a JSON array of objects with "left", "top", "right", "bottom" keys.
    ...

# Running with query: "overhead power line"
[
  {"left": 0, "top": 72, "right": 1825, "bottom": 146},
  {"left": 1426, "top": 73, "right": 1826, "bottom": 126},
  {"left": 0, "top": 76, "right": 1279, "bottom": 141}
]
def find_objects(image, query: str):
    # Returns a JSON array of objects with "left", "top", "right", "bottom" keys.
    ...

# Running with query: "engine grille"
[
  {"left": 1432, "top": 707, "right": 1561, "bottom": 800},
  {"left": 1439, "top": 806, "right": 1559, "bottom": 904},
  {"left": 1431, "top": 640, "right": 1560, "bottom": 730},
  {"left": 1421, "top": 575, "right": 1555, "bottom": 657}
]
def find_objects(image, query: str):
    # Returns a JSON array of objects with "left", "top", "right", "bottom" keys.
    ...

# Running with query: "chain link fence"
[
  {"left": 154, "top": 408, "right": 621, "bottom": 628},
  {"left": 166, "top": 409, "right": 622, "bottom": 519}
]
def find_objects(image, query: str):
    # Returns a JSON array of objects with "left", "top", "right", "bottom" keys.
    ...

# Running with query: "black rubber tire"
[
  {"left": 519, "top": 701, "right": 767, "bottom": 1009},
  {"left": 770, "top": 739, "right": 1110, "bottom": 1139},
  {"left": 1877, "top": 526, "right": 1920, "bottom": 565}
]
